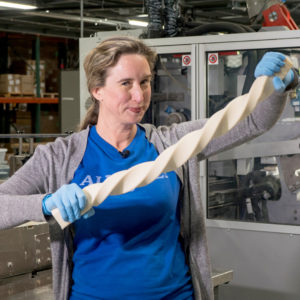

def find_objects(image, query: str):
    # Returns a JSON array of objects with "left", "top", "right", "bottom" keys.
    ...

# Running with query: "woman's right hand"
[{"left": 42, "top": 183, "right": 95, "bottom": 222}]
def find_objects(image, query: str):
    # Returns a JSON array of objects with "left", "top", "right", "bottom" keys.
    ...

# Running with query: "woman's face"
[{"left": 93, "top": 54, "right": 152, "bottom": 127}]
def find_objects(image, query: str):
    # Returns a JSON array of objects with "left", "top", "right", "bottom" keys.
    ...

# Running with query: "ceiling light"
[
  {"left": 0, "top": 1, "right": 37, "bottom": 9},
  {"left": 128, "top": 19, "right": 148, "bottom": 27}
]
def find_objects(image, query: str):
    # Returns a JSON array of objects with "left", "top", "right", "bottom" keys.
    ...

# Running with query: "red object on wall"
[{"left": 262, "top": 3, "right": 298, "bottom": 30}]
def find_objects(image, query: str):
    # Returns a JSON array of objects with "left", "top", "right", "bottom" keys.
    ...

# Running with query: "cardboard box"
[
  {"left": 34, "top": 81, "right": 45, "bottom": 96},
  {"left": 20, "top": 74, "right": 34, "bottom": 94},
  {"left": 0, "top": 74, "right": 21, "bottom": 94},
  {"left": 26, "top": 59, "right": 45, "bottom": 81}
]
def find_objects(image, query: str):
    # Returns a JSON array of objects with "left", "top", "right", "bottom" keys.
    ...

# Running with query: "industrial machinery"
[
  {"left": 145, "top": 52, "right": 192, "bottom": 126},
  {"left": 79, "top": 30, "right": 300, "bottom": 300},
  {"left": 262, "top": 2, "right": 298, "bottom": 30},
  {"left": 244, "top": 0, "right": 299, "bottom": 31},
  {"left": 144, "top": 0, "right": 299, "bottom": 39},
  {"left": 202, "top": 33, "right": 300, "bottom": 300},
  {"left": 206, "top": 46, "right": 300, "bottom": 226}
]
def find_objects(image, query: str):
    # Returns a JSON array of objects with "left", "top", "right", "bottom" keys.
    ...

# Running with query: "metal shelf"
[{"left": 0, "top": 97, "right": 58, "bottom": 104}]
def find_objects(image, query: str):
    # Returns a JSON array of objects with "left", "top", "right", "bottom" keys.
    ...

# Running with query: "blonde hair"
[{"left": 79, "top": 36, "right": 157, "bottom": 130}]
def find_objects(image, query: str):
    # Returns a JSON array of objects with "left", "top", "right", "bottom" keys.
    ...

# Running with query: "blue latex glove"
[
  {"left": 42, "top": 183, "right": 95, "bottom": 222},
  {"left": 254, "top": 52, "right": 294, "bottom": 93}
]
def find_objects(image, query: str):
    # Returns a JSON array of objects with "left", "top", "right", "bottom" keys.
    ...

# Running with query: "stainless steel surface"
[
  {"left": 207, "top": 226, "right": 300, "bottom": 300},
  {"left": 200, "top": 32, "right": 300, "bottom": 300},
  {"left": 212, "top": 269, "right": 234, "bottom": 300},
  {"left": 212, "top": 269, "right": 233, "bottom": 287},
  {"left": 0, "top": 223, "right": 51, "bottom": 279},
  {"left": 209, "top": 138, "right": 300, "bottom": 161},
  {"left": 0, "top": 269, "right": 53, "bottom": 300},
  {"left": 60, "top": 70, "right": 80, "bottom": 133}
]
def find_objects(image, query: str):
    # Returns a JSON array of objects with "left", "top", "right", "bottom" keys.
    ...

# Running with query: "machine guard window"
[{"left": 206, "top": 48, "right": 300, "bottom": 226}]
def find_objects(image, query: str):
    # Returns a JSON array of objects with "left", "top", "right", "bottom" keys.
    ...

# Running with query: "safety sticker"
[
  {"left": 208, "top": 53, "right": 219, "bottom": 65},
  {"left": 182, "top": 55, "right": 192, "bottom": 67}
]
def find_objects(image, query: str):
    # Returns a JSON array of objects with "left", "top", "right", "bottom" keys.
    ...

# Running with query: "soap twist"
[{"left": 52, "top": 57, "right": 293, "bottom": 229}]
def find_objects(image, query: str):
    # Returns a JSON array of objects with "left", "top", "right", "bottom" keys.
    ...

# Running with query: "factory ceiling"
[{"left": 0, "top": 0, "right": 300, "bottom": 39}]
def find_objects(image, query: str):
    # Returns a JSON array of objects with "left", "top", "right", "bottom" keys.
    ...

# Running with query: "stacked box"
[
  {"left": 26, "top": 60, "right": 46, "bottom": 95},
  {"left": 34, "top": 81, "right": 45, "bottom": 96},
  {"left": 25, "top": 59, "right": 46, "bottom": 80},
  {"left": 20, "top": 75, "right": 34, "bottom": 94},
  {"left": 0, "top": 74, "right": 21, "bottom": 94}
]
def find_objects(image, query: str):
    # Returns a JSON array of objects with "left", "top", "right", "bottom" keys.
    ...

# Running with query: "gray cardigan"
[{"left": 0, "top": 90, "right": 290, "bottom": 300}]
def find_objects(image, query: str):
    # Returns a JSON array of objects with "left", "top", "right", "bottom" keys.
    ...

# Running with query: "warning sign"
[
  {"left": 182, "top": 55, "right": 192, "bottom": 67},
  {"left": 208, "top": 53, "right": 219, "bottom": 65}
]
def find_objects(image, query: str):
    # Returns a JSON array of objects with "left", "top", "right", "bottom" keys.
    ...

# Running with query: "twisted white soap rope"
[{"left": 52, "top": 58, "right": 293, "bottom": 229}]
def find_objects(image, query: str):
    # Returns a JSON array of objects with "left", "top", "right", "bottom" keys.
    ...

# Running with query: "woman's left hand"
[{"left": 254, "top": 51, "right": 294, "bottom": 93}]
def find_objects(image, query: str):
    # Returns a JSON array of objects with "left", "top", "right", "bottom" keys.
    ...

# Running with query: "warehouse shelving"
[{"left": 0, "top": 96, "right": 58, "bottom": 104}]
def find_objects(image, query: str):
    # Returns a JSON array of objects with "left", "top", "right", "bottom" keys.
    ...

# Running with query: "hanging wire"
[
  {"left": 164, "top": 0, "right": 179, "bottom": 36},
  {"left": 147, "top": 0, "right": 162, "bottom": 37}
]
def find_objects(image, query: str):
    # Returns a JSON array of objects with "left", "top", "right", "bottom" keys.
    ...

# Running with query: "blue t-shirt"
[{"left": 69, "top": 125, "right": 193, "bottom": 300}]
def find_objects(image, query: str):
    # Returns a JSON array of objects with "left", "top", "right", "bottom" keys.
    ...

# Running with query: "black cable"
[
  {"left": 185, "top": 21, "right": 248, "bottom": 36},
  {"left": 147, "top": 0, "right": 162, "bottom": 38},
  {"left": 164, "top": 0, "right": 179, "bottom": 37}
]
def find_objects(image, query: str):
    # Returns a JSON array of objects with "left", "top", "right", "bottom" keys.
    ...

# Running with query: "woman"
[{"left": 0, "top": 37, "right": 296, "bottom": 300}]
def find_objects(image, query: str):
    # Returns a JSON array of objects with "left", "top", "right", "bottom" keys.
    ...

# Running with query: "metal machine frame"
[
  {"left": 80, "top": 30, "right": 300, "bottom": 232},
  {"left": 197, "top": 31, "right": 300, "bottom": 300},
  {"left": 198, "top": 33, "right": 300, "bottom": 234},
  {"left": 79, "top": 30, "right": 300, "bottom": 300}
]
